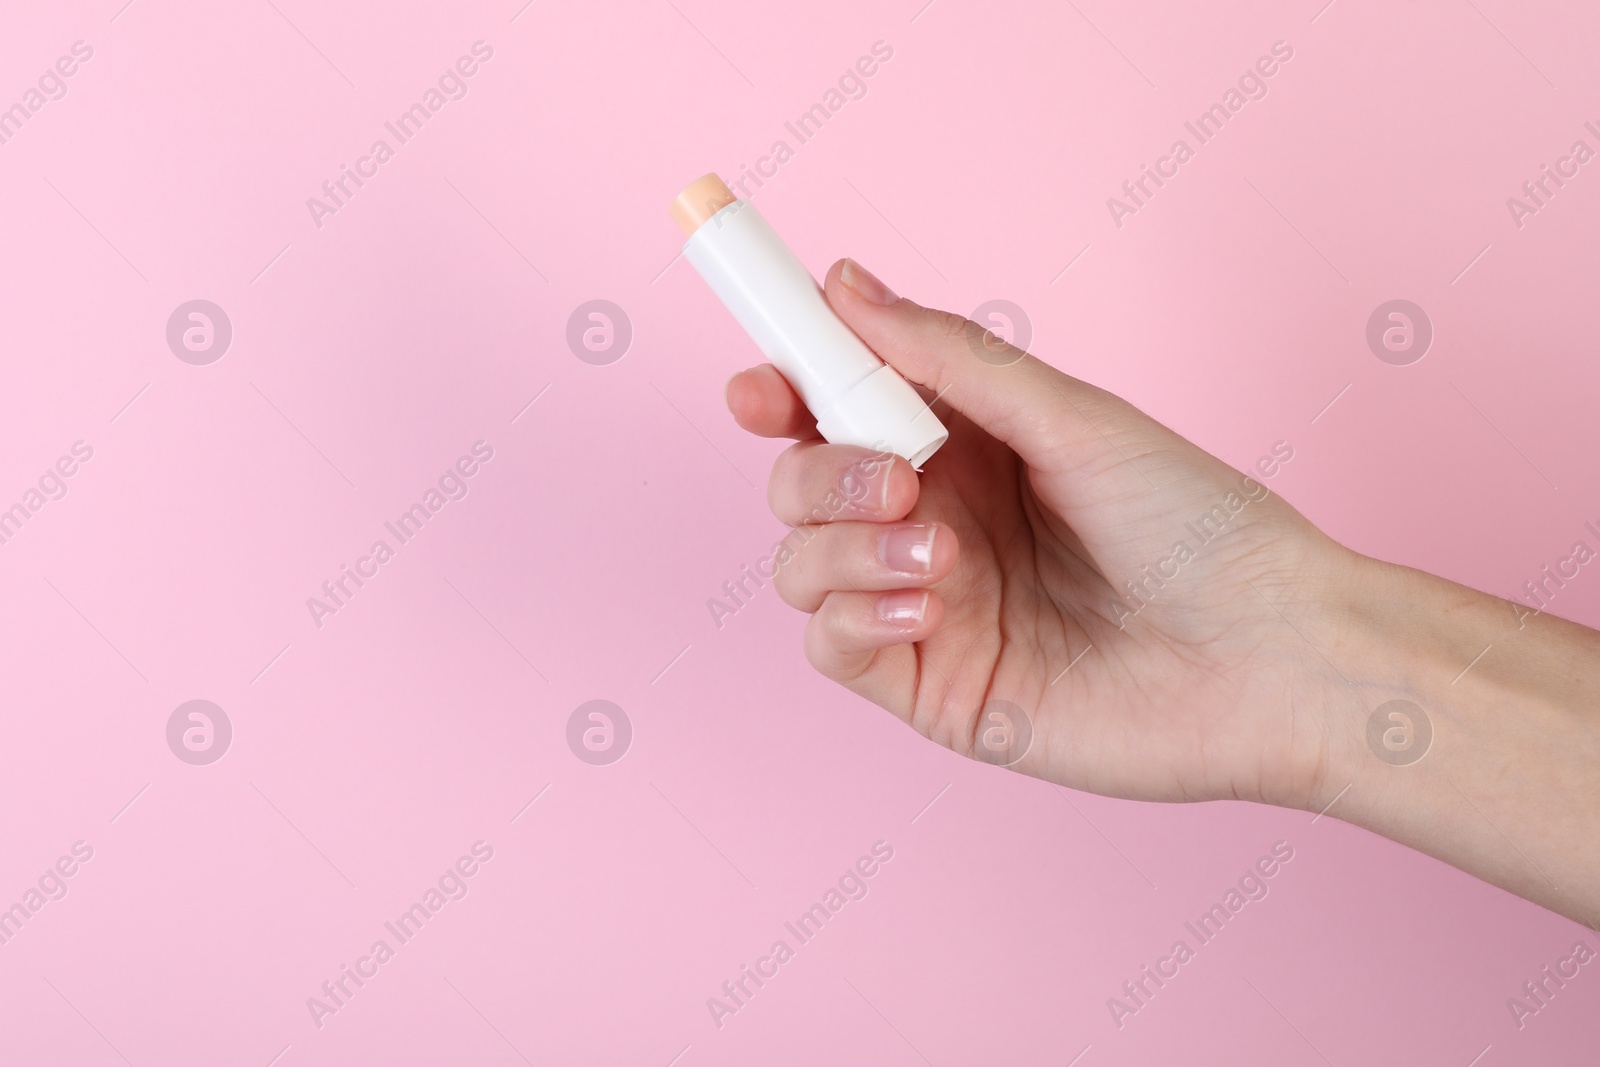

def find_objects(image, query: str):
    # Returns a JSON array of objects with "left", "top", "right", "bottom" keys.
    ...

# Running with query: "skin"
[{"left": 726, "top": 257, "right": 1600, "bottom": 928}]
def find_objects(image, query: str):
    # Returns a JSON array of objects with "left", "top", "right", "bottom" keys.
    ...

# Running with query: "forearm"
[{"left": 1311, "top": 551, "right": 1600, "bottom": 926}]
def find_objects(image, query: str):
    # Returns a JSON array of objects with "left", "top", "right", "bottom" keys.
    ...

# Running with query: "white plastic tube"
[{"left": 678, "top": 192, "right": 948, "bottom": 468}]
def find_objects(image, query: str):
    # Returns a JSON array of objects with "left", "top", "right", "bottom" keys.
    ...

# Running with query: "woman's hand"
[
  {"left": 727, "top": 258, "right": 1368, "bottom": 811},
  {"left": 729, "top": 257, "right": 1600, "bottom": 927}
]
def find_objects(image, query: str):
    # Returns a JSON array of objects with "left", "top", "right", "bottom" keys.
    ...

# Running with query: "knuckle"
[
  {"left": 805, "top": 595, "right": 873, "bottom": 683},
  {"left": 765, "top": 469, "right": 786, "bottom": 523},
  {"left": 771, "top": 560, "right": 807, "bottom": 611},
  {"left": 772, "top": 526, "right": 825, "bottom": 611},
  {"left": 766, "top": 442, "right": 808, "bottom": 522},
  {"left": 927, "top": 308, "right": 974, "bottom": 343},
  {"left": 802, "top": 610, "right": 834, "bottom": 675},
  {"left": 803, "top": 600, "right": 849, "bottom": 677}
]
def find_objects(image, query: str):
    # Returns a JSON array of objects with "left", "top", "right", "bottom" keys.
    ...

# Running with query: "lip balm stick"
[{"left": 671, "top": 174, "right": 949, "bottom": 468}]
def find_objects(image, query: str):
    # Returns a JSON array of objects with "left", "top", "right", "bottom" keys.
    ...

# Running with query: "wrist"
[
  {"left": 1239, "top": 537, "right": 1414, "bottom": 813},
  {"left": 1268, "top": 540, "right": 1488, "bottom": 815},
  {"left": 1295, "top": 546, "right": 1600, "bottom": 920},
  {"left": 1302, "top": 551, "right": 1465, "bottom": 808}
]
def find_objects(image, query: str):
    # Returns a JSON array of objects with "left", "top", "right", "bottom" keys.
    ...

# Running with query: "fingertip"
[
  {"left": 803, "top": 587, "right": 945, "bottom": 683},
  {"left": 924, "top": 522, "right": 959, "bottom": 577},
  {"left": 879, "top": 587, "right": 944, "bottom": 641},
  {"left": 882, "top": 454, "right": 923, "bottom": 520},
  {"left": 724, "top": 365, "right": 783, "bottom": 434},
  {"left": 725, "top": 368, "right": 760, "bottom": 424},
  {"left": 726, "top": 364, "right": 820, "bottom": 440},
  {"left": 822, "top": 257, "right": 848, "bottom": 291},
  {"left": 921, "top": 587, "right": 945, "bottom": 635},
  {"left": 823, "top": 260, "right": 877, "bottom": 325}
]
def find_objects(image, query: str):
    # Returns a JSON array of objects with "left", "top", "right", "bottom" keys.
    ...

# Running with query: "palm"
[{"left": 889, "top": 403, "right": 1331, "bottom": 808}]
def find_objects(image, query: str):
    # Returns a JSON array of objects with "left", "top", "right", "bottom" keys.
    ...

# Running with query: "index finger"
[{"left": 726, "top": 364, "right": 822, "bottom": 441}]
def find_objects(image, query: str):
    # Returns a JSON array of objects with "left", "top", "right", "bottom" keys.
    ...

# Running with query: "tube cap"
[{"left": 814, "top": 364, "right": 949, "bottom": 468}]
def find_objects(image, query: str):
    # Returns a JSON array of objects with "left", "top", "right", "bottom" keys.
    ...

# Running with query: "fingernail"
[
  {"left": 841, "top": 258, "right": 898, "bottom": 305},
  {"left": 847, "top": 463, "right": 894, "bottom": 518},
  {"left": 879, "top": 524, "right": 938, "bottom": 575},
  {"left": 876, "top": 590, "right": 928, "bottom": 627}
]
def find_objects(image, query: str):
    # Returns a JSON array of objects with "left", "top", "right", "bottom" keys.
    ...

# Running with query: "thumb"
[{"left": 824, "top": 258, "right": 1136, "bottom": 475}]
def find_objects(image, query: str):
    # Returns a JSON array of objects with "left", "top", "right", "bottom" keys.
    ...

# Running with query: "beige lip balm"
[
  {"left": 672, "top": 174, "right": 948, "bottom": 468},
  {"left": 671, "top": 173, "right": 739, "bottom": 236}
]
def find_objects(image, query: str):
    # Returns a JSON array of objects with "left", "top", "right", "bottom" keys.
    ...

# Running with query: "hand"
[
  {"left": 727, "top": 257, "right": 1600, "bottom": 925},
  {"left": 727, "top": 258, "right": 1366, "bottom": 810}
]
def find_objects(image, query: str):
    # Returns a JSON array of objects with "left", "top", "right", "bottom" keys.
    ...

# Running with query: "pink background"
[{"left": 2, "top": 0, "right": 1598, "bottom": 1063}]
